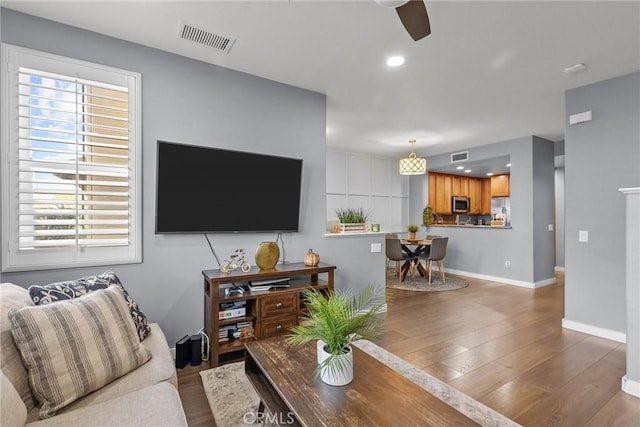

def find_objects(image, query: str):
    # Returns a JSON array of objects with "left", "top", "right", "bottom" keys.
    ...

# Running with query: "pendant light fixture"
[{"left": 399, "top": 139, "right": 427, "bottom": 175}]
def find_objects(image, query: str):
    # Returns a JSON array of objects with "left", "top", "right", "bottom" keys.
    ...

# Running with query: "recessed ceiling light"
[
  {"left": 486, "top": 172, "right": 494, "bottom": 176},
  {"left": 563, "top": 63, "right": 587, "bottom": 75},
  {"left": 387, "top": 56, "right": 405, "bottom": 67},
  {"left": 506, "top": 163, "right": 511, "bottom": 167},
  {"left": 464, "top": 169, "right": 472, "bottom": 173},
  {"left": 456, "top": 166, "right": 464, "bottom": 170}
]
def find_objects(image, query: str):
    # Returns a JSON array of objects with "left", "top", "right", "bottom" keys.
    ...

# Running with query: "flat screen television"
[{"left": 155, "top": 141, "right": 303, "bottom": 233}]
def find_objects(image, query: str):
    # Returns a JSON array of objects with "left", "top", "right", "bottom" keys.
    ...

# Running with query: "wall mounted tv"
[{"left": 155, "top": 141, "right": 303, "bottom": 233}]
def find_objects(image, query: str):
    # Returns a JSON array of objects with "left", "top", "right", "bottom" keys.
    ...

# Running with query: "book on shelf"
[
  {"left": 219, "top": 307, "right": 246, "bottom": 320},
  {"left": 219, "top": 300, "right": 247, "bottom": 320},
  {"left": 218, "top": 320, "right": 254, "bottom": 342}
]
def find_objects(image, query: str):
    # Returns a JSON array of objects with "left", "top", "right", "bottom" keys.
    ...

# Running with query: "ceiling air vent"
[
  {"left": 451, "top": 151, "right": 469, "bottom": 163},
  {"left": 177, "top": 21, "right": 236, "bottom": 54}
]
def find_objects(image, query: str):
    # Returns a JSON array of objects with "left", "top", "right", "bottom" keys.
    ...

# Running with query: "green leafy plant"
[
  {"left": 422, "top": 205, "right": 434, "bottom": 227},
  {"left": 407, "top": 224, "right": 419, "bottom": 233},
  {"left": 287, "top": 284, "right": 385, "bottom": 377},
  {"left": 335, "top": 207, "right": 369, "bottom": 224}
]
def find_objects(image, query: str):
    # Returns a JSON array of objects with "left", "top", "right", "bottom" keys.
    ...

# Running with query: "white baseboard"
[
  {"left": 562, "top": 318, "right": 626, "bottom": 343},
  {"left": 443, "top": 268, "right": 556, "bottom": 289},
  {"left": 622, "top": 375, "right": 640, "bottom": 397},
  {"left": 170, "top": 347, "right": 176, "bottom": 360},
  {"left": 554, "top": 266, "right": 565, "bottom": 272}
]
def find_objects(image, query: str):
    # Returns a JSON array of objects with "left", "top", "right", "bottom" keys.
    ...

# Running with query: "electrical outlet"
[
  {"left": 579, "top": 230, "right": 589, "bottom": 242},
  {"left": 371, "top": 243, "right": 382, "bottom": 253},
  {"left": 504, "top": 260, "right": 511, "bottom": 269}
]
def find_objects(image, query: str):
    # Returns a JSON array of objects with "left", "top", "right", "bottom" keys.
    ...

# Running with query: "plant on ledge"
[
  {"left": 335, "top": 207, "right": 369, "bottom": 224},
  {"left": 422, "top": 205, "right": 434, "bottom": 233},
  {"left": 286, "top": 284, "right": 384, "bottom": 386}
]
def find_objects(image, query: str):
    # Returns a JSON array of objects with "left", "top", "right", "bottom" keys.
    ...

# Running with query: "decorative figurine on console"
[{"left": 220, "top": 249, "right": 251, "bottom": 273}]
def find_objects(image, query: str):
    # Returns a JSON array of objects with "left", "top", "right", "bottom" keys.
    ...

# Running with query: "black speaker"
[
  {"left": 190, "top": 335, "right": 202, "bottom": 366},
  {"left": 175, "top": 335, "right": 191, "bottom": 369}
]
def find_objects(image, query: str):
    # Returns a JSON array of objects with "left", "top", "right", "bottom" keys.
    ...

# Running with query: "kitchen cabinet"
[
  {"left": 428, "top": 172, "right": 452, "bottom": 215},
  {"left": 491, "top": 174, "right": 510, "bottom": 197},
  {"left": 428, "top": 172, "right": 437, "bottom": 211},
  {"left": 481, "top": 178, "right": 491, "bottom": 214},
  {"left": 468, "top": 178, "right": 482, "bottom": 214},
  {"left": 452, "top": 176, "right": 469, "bottom": 197}
]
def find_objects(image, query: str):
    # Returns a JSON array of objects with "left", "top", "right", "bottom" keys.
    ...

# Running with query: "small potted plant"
[
  {"left": 407, "top": 224, "right": 419, "bottom": 240},
  {"left": 335, "top": 207, "right": 369, "bottom": 233},
  {"left": 287, "top": 284, "right": 384, "bottom": 386}
]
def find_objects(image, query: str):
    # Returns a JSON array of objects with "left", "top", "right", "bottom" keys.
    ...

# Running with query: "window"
[{"left": 2, "top": 44, "right": 141, "bottom": 272}]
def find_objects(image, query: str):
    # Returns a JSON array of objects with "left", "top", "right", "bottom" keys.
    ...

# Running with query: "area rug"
[
  {"left": 386, "top": 268, "right": 469, "bottom": 292},
  {"left": 199, "top": 361, "right": 260, "bottom": 426}
]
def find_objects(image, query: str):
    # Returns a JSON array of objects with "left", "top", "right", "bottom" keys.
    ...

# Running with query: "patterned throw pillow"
[
  {"left": 9, "top": 286, "right": 152, "bottom": 419},
  {"left": 28, "top": 271, "right": 151, "bottom": 341}
]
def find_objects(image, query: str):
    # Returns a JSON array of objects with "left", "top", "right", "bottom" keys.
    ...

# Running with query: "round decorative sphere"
[{"left": 255, "top": 242, "right": 280, "bottom": 270}]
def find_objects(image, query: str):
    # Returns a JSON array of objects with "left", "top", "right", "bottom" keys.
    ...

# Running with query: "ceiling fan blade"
[{"left": 396, "top": 0, "right": 431, "bottom": 41}]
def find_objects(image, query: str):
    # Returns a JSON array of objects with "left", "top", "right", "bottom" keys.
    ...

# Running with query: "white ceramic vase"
[{"left": 318, "top": 344, "right": 353, "bottom": 386}]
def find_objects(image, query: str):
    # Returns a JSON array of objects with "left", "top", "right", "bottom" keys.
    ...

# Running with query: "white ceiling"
[{"left": 5, "top": 1, "right": 639, "bottom": 159}]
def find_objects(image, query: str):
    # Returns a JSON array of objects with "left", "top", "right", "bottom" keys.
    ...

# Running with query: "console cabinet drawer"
[
  {"left": 261, "top": 315, "right": 297, "bottom": 338},
  {"left": 260, "top": 294, "right": 297, "bottom": 318}
]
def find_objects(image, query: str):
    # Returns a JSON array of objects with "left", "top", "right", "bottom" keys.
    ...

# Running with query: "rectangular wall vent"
[
  {"left": 177, "top": 21, "right": 236, "bottom": 54},
  {"left": 451, "top": 151, "right": 469, "bottom": 163}
]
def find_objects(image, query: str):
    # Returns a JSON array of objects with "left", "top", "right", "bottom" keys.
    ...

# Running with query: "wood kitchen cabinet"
[
  {"left": 434, "top": 173, "right": 452, "bottom": 214},
  {"left": 468, "top": 178, "right": 482, "bottom": 214},
  {"left": 428, "top": 172, "right": 437, "bottom": 211},
  {"left": 428, "top": 172, "right": 453, "bottom": 215},
  {"left": 481, "top": 178, "right": 491, "bottom": 214},
  {"left": 451, "top": 176, "right": 469, "bottom": 197},
  {"left": 491, "top": 174, "right": 510, "bottom": 197}
]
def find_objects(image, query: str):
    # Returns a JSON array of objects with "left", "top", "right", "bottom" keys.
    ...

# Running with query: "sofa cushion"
[
  {"left": 28, "top": 271, "right": 151, "bottom": 341},
  {"left": 1, "top": 282, "right": 37, "bottom": 411},
  {"left": 9, "top": 286, "right": 152, "bottom": 419},
  {"left": 1, "top": 370, "right": 27, "bottom": 427},
  {"left": 26, "top": 382, "right": 187, "bottom": 427},
  {"left": 52, "top": 323, "right": 177, "bottom": 417}
]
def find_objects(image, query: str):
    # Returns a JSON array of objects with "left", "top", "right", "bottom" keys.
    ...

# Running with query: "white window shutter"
[{"left": 2, "top": 44, "right": 142, "bottom": 272}]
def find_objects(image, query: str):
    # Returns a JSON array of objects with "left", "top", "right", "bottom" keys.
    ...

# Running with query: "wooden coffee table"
[{"left": 244, "top": 337, "right": 479, "bottom": 426}]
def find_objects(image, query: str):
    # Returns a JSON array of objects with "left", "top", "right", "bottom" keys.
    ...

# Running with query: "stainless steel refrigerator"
[{"left": 491, "top": 197, "right": 511, "bottom": 226}]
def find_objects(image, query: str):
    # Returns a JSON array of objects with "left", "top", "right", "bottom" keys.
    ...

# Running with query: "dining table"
[{"left": 399, "top": 239, "right": 432, "bottom": 281}]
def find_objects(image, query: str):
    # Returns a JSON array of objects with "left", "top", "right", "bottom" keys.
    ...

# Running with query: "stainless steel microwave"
[{"left": 452, "top": 197, "right": 470, "bottom": 213}]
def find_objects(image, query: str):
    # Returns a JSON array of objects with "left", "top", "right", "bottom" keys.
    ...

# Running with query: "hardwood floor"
[{"left": 177, "top": 272, "right": 640, "bottom": 426}]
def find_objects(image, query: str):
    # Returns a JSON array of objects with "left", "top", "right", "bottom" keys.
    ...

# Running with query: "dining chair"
[
  {"left": 385, "top": 233, "right": 399, "bottom": 269},
  {"left": 420, "top": 235, "right": 441, "bottom": 258},
  {"left": 418, "top": 237, "right": 448, "bottom": 284},
  {"left": 385, "top": 237, "right": 417, "bottom": 283}
]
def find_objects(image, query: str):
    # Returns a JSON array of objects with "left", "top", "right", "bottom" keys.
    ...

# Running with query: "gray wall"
[
  {"left": 532, "top": 137, "right": 556, "bottom": 282},
  {"left": 554, "top": 167, "right": 565, "bottom": 268},
  {"left": 0, "top": 9, "right": 385, "bottom": 346},
  {"left": 409, "top": 136, "right": 556, "bottom": 285},
  {"left": 564, "top": 72, "right": 640, "bottom": 333}
]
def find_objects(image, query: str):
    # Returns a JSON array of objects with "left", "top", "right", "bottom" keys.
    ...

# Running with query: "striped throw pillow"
[{"left": 8, "top": 285, "right": 151, "bottom": 419}]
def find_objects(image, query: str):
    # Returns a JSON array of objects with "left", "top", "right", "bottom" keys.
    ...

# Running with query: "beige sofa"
[{"left": 0, "top": 282, "right": 188, "bottom": 427}]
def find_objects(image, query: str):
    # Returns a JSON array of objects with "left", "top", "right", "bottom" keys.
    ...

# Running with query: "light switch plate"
[
  {"left": 579, "top": 230, "right": 589, "bottom": 242},
  {"left": 548, "top": 224, "right": 554, "bottom": 232},
  {"left": 371, "top": 243, "right": 381, "bottom": 253}
]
